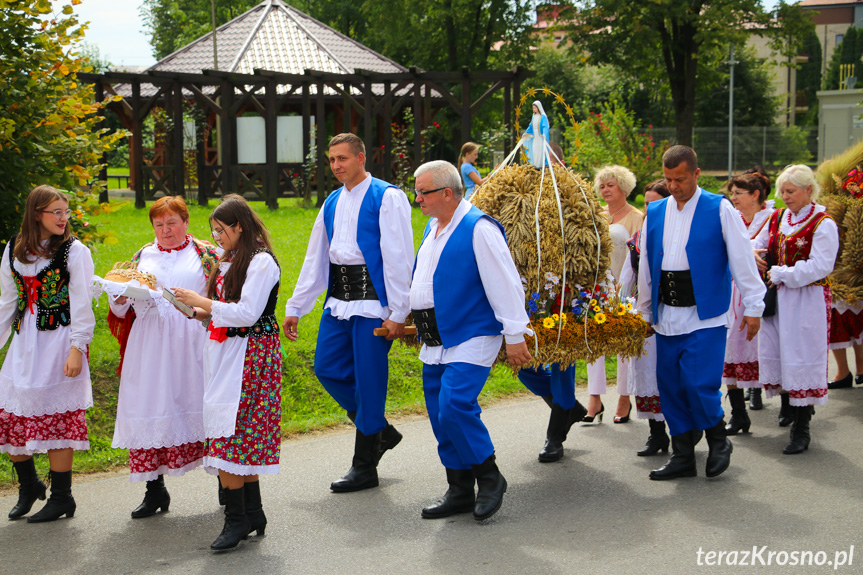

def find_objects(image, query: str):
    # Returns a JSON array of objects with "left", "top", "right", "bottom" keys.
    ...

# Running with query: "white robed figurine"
[{"left": 522, "top": 100, "right": 550, "bottom": 168}]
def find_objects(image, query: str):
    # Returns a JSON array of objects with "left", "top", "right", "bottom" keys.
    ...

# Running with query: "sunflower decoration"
[
  {"left": 472, "top": 88, "right": 647, "bottom": 368},
  {"left": 816, "top": 140, "right": 863, "bottom": 305}
]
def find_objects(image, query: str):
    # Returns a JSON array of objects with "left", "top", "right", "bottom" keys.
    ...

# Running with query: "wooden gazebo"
[{"left": 79, "top": 0, "right": 533, "bottom": 207}]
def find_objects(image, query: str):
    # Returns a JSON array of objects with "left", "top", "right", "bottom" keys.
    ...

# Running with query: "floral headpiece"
[{"left": 834, "top": 166, "right": 863, "bottom": 199}]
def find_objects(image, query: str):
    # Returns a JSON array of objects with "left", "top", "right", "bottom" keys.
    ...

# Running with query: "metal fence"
[{"left": 648, "top": 126, "right": 819, "bottom": 174}]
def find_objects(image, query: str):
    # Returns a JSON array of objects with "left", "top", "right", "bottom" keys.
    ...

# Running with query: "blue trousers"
[
  {"left": 422, "top": 362, "right": 495, "bottom": 470},
  {"left": 655, "top": 326, "right": 727, "bottom": 436},
  {"left": 517, "top": 364, "right": 576, "bottom": 410},
  {"left": 314, "top": 309, "right": 392, "bottom": 436}
]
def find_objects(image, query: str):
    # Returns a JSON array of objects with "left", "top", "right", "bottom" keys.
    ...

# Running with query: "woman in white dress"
[
  {"left": 723, "top": 172, "right": 774, "bottom": 434},
  {"left": 521, "top": 101, "right": 550, "bottom": 168},
  {"left": 107, "top": 196, "right": 219, "bottom": 518},
  {"left": 173, "top": 194, "right": 282, "bottom": 551},
  {"left": 0, "top": 185, "right": 95, "bottom": 522},
  {"left": 584, "top": 165, "right": 644, "bottom": 424},
  {"left": 754, "top": 165, "right": 839, "bottom": 454}
]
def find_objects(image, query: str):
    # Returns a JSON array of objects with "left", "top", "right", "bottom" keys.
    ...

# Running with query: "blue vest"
[
  {"left": 417, "top": 205, "right": 506, "bottom": 348},
  {"left": 322, "top": 177, "right": 393, "bottom": 307},
  {"left": 645, "top": 189, "right": 731, "bottom": 322}
]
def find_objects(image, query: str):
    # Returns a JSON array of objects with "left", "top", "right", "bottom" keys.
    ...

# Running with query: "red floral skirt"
[
  {"left": 204, "top": 335, "right": 282, "bottom": 475},
  {"left": 0, "top": 408, "right": 89, "bottom": 455},
  {"left": 722, "top": 360, "right": 760, "bottom": 386},
  {"left": 128, "top": 442, "right": 206, "bottom": 481},
  {"left": 829, "top": 307, "right": 863, "bottom": 348}
]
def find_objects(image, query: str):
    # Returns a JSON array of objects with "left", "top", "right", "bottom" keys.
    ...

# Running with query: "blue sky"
[{"left": 72, "top": 0, "right": 786, "bottom": 70}]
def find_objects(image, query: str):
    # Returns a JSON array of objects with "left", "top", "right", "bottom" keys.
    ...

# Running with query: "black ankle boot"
[
  {"left": 131, "top": 475, "right": 170, "bottom": 519},
  {"left": 783, "top": 405, "right": 812, "bottom": 454},
  {"left": 218, "top": 476, "right": 226, "bottom": 506},
  {"left": 330, "top": 429, "right": 381, "bottom": 493},
  {"left": 649, "top": 430, "right": 698, "bottom": 480},
  {"left": 8, "top": 458, "right": 47, "bottom": 520},
  {"left": 378, "top": 422, "right": 403, "bottom": 463},
  {"left": 637, "top": 419, "right": 670, "bottom": 456},
  {"left": 27, "top": 470, "right": 75, "bottom": 523},
  {"left": 749, "top": 388, "right": 763, "bottom": 410},
  {"left": 779, "top": 393, "right": 794, "bottom": 427},
  {"left": 472, "top": 454, "right": 507, "bottom": 520},
  {"left": 725, "top": 389, "right": 751, "bottom": 435},
  {"left": 244, "top": 480, "right": 266, "bottom": 536},
  {"left": 210, "top": 486, "right": 250, "bottom": 550},
  {"left": 705, "top": 420, "right": 733, "bottom": 477},
  {"left": 539, "top": 404, "right": 568, "bottom": 463},
  {"left": 422, "top": 468, "right": 475, "bottom": 519}
]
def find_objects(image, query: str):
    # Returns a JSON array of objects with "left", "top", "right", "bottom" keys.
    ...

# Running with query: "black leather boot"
[
  {"left": 472, "top": 454, "right": 507, "bottom": 521},
  {"left": 778, "top": 393, "right": 794, "bottom": 427},
  {"left": 218, "top": 476, "right": 226, "bottom": 506},
  {"left": 649, "top": 430, "right": 698, "bottom": 480},
  {"left": 536, "top": 400, "right": 586, "bottom": 462},
  {"left": 421, "top": 468, "right": 475, "bottom": 519},
  {"left": 131, "top": 475, "right": 170, "bottom": 518},
  {"left": 705, "top": 420, "right": 733, "bottom": 477},
  {"left": 347, "top": 412, "right": 402, "bottom": 463},
  {"left": 330, "top": 429, "right": 381, "bottom": 492},
  {"left": 748, "top": 388, "right": 763, "bottom": 410},
  {"left": 783, "top": 405, "right": 811, "bottom": 454},
  {"left": 725, "top": 389, "right": 751, "bottom": 435},
  {"left": 637, "top": 419, "right": 670, "bottom": 456},
  {"left": 27, "top": 470, "right": 76, "bottom": 523},
  {"left": 210, "top": 486, "right": 250, "bottom": 550},
  {"left": 244, "top": 480, "right": 266, "bottom": 536},
  {"left": 8, "top": 458, "right": 47, "bottom": 520}
]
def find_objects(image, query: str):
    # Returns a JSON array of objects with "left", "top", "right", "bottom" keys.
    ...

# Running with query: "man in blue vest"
[
  {"left": 283, "top": 133, "right": 414, "bottom": 492},
  {"left": 411, "top": 160, "right": 532, "bottom": 521},
  {"left": 636, "top": 145, "right": 765, "bottom": 480}
]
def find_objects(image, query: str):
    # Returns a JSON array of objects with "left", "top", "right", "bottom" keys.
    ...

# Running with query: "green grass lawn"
[{"left": 0, "top": 197, "right": 617, "bottom": 486}]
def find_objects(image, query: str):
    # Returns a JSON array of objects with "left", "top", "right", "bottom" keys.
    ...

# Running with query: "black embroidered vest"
[
  {"left": 221, "top": 248, "right": 280, "bottom": 338},
  {"left": 10, "top": 235, "right": 75, "bottom": 333}
]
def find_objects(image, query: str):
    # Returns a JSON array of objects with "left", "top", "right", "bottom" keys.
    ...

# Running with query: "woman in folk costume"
[
  {"left": 722, "top": 172, "right": 775, "bottom": 435},
  {"left": 583, "top": 165, "right": 644, "bottom": 425},
  {"left": 173, "top": 194, "right": 281, "bottom": 551},
  {"left": 521, "top": 101, "right": 550, "bottom": 168},
  {"left": 0, "top": 186, "right": 95, "bottom": 522},
  {"left": 619, "top": 179, "right": 670, "bottom": 456},
  {"left": 106, "top": 196, "right": 219, "bottom": 518},
  {"left": 754, "top": 165, "right": 839, "bottom": 455}
]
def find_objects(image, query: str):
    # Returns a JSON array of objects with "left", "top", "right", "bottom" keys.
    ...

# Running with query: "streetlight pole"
[{"left": 726, "top": 43, "right": 738, "bottom": 178}]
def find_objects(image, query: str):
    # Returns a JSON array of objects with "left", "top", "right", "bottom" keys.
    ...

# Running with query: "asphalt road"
[{"left": 2, "top": 380, "right": 862, "bottom": 575}]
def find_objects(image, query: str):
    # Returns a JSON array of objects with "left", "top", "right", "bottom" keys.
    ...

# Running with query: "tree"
[
  {"left": 568, "top": 0, "right": 814, "bottom": 145},
  {"left": 0, "top": 0, "right": 126, "bottom": 241},
  {"left": 824, "top": 26, "right": 863, "bottom": 90},
  {"left": 795, "top": 30, "right": 821, "bottom": 126}
]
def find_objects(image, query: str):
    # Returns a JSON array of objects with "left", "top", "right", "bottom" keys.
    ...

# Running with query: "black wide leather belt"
[
  {"left": 659, "top": 270, "right": 696, "bottom": 307},
  {"left": 329, "top": 263, "right": 379, "bottom": 302},
  {"left": 412, "top": 308, "right": 442, "bottom": 347}
]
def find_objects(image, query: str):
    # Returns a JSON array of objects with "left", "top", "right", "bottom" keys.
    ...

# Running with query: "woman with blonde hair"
[{"left": 0, "top": 185, "right": 96, "bottom": 522}]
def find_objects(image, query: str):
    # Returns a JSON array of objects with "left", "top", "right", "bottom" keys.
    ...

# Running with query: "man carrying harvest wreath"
[
  {"left": 411, "top": 160, "right": 532, "bottom": 521},
  {"left": 636, "top": 146, "right": 765, "bottom": 481}
]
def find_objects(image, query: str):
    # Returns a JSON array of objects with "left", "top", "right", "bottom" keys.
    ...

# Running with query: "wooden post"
[
  {"left": 504, "top": 80, "right": 511, "bottom": 152},
  {"left": 172, "top": 81, "right": 186, "bottom": 198},
  {"left": 94, "top": 82, "right": 109, "bottom": 203},
  {"left": 461, "top": 67, "right": 471, "bottom": 144},
  {"left": 195, "top": 99, "right": 208, "bottom": 206},
  {"left": 413, "top": 81, "right": 422, "bottom": 170},
  {"left": 342, "top": 83, "right": 351, "bottom": 133},
  {"left": 363, "top": 78, "right": 373, "bottom": 172},
  {"left": 220, "top": 79, "right": 233, "bottom": 197},
  {"left": 316, "top": 80, "right": 327, "bottom": 206},
  {"left": 131, "top": 80, "right": 144, "bottom": 208},
  {"left": 265, "top": 78, "right": 278, "bottom": 209},
  {"left": 302, "top": 82, "right": 311, "bottom": 203},
  {"left": 383, "top": 82, "right": 392, "bottom": 181}
]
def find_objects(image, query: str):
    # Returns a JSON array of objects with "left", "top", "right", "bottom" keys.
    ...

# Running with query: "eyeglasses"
[
  {"left": 413, "top": 187, "right": 447, "bottom": 197},
  {"left": 39, "top": 209, "right": 73, "bottom": 219},
  {"left": 211, "top": 222, "right": 237, "bottom": 239},
  {"left": 730, "top": 190, "right": 754, "bottom": 197}
]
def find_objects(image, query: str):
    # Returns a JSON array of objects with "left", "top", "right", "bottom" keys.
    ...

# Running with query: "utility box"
[{"left": 817, "top": 88, "right": 863, "bottom": 163}]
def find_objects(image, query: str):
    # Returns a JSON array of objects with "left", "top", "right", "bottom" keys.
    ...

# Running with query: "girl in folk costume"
[
  {"left": 620, "top": 179, "right": 670, "bottom": 456},
  {"left": 0, "top": 186, "right": 96, "bottom": 522},
  {"left": 754, "top": 165, "right": 839, "bottom": 455},
  {"left": 106, "top": 196, "right": 219, "bottom": 518},
  {"left": 172, "top": 194, "right": 281, "bottom": 551},
  {"left": 722, "top": 172, "right": 775, "bottom": 435}
]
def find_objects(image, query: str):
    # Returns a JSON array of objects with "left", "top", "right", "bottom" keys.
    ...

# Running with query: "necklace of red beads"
[{"left": 787, "top": 203, "right": 815, "bottom": 227}]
